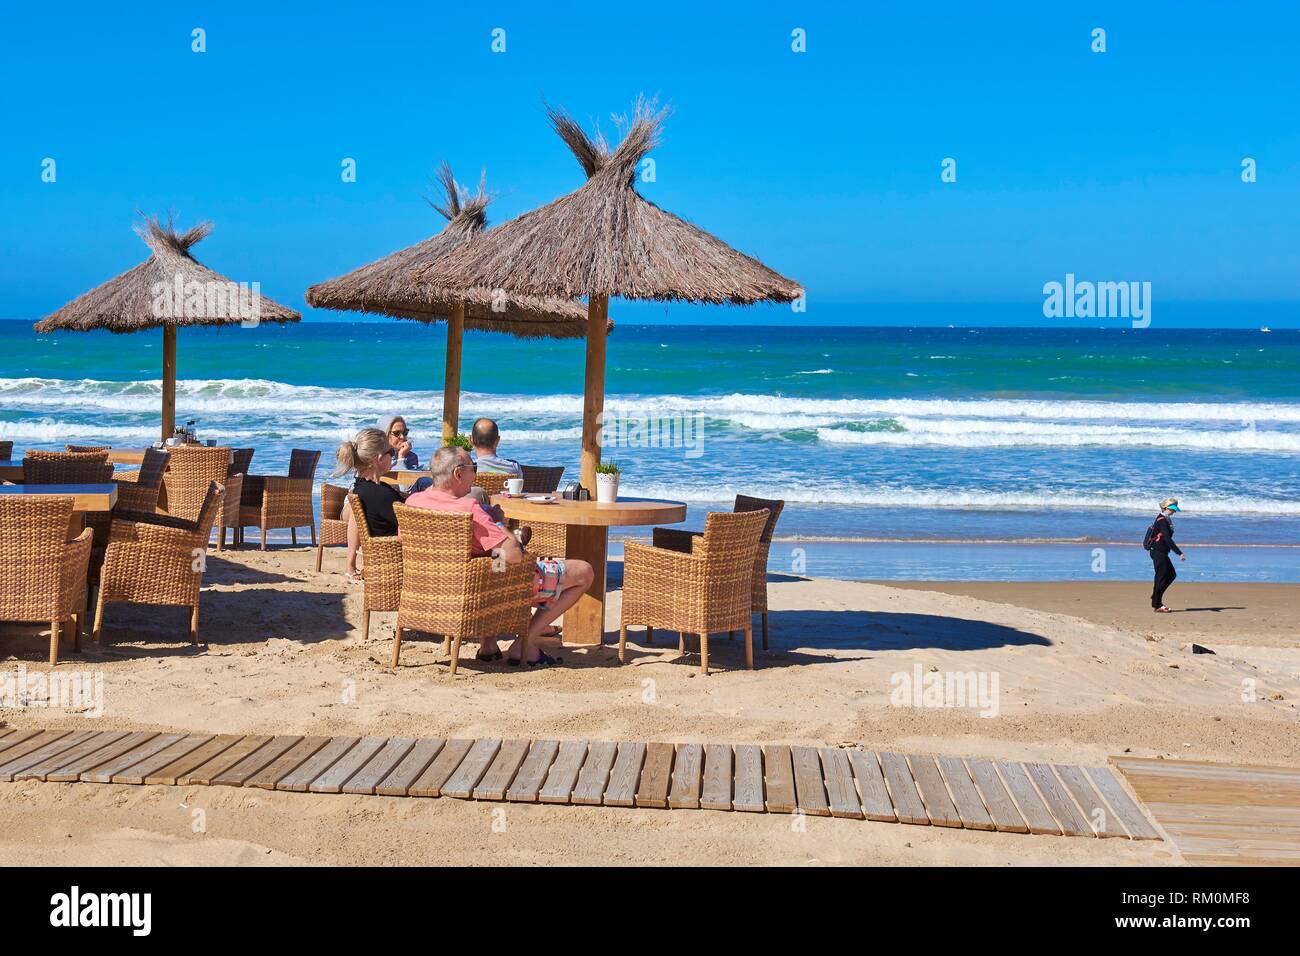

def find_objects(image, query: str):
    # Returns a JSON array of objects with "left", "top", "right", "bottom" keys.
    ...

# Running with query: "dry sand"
[{"left": 1, "top": 547, "right": 1296, "bottom": 866}]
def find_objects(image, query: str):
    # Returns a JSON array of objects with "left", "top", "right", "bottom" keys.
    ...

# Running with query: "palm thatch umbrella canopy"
[
  {"left": 35, "top": 216, "right": 301, "bottom": 440},
  {"left": 306, "top": 164, "right": 610, "bottom": 441},
  {"left": 414, "top": 100, "right": 802, "bottom": 486}
]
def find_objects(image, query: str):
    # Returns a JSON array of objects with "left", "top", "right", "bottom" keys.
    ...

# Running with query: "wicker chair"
[
  {"left": 110, "top": 447, "right": 170, "bottom": 514},
  {"left": 621, "top": 508, "right": 769, "bottom": 675},
  {"left": 473, "top": 471, "right": 509, "bottom": 496},
  {"left": 392, "top": 502, "right": 534, "bottom": 675},
  {"left": 0, "top": 495, "right": 93, "bottom": 665},
  {"left": 315, "top": 483, "right": 349, "bottom": 572},
  {"left": 518, "top": 464, "right": 567, "bottom": 558},
  {"left": 162, "top": 445, "right": 238, "bottom": 552},
  {"left": 22, "top": 450, "right": 113, "bottom": 483},
  {"left": 0, "top": 441, "right": 12, "bottom": 459},
  {"left": 347, "top": 494, "right": 403, "bottom": 641},
  {"left": 93, "top": 482, "right": 224, "bottom": 647},
  {"left": 653, "top": 494, "right": 785, "bottom": 649},
  {"left": 239, "top": 449, "right": 320, "bottom": 550},
  {"left": 65, "top": 444, "right": 111, "bottom": 454},
  {"left": 215, "top": 448, "right": 253, "bottom": 549}
]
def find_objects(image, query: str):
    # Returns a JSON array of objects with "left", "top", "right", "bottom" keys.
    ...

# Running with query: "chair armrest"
[
  {"left": 111, "top": 509, "right": 198, "bottom": 532},
  {"left": 115, "top": 469, "right": 141, "bottom": 483},
  {"left": 60, "top": 528, "right": 93, "bottom": 598},
  {"left": 651, "top": 527, "right": 701, "bottom": 553},
  {"left": 113, "top": 480, "right": 160, "bottom": 513}
]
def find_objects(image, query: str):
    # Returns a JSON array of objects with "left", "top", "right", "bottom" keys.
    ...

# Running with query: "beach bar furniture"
[
  {"left": 315, "top": 484, "right": 350, "bottom": 572},
  {"left": 416, "top": 100, "right": 800, "bottom": 644},
  {"left": 237, "top": 449, "right": 320, "bottom": 550},
  {"left": 518, "top": 464, "right": 568, "bottom": 557},
  {"left": 347, "top": 494, "right": 402, "bottom": 640},
  {"left": 0, "top": 441, "right": 11, "bottom": 460},
  {"left": 0, "top": 495, "right": 94, "bottom": 665},
  {"left": 492, "top": 495, "right": 688, "bottom": 646},
  {"left": 391, "top": 503, "right": 534, "bottom": 675},
  {"left": 93, "top": 482, "right": 224, "bottom": 647},
  {"left": 163, "top": 445, "right": 240, "bottom": 551},
  {"left": 654, "top": 494, "right": 785, "bottom": 648},
  {"left": 33, "top": 215, "right": 300, "bottom": 441},
  {"left": 306, "top": 164, "right": 607, "bottom": 445},
  {"left": 620, "top": 509, "right": 770, "bottom": 675}
]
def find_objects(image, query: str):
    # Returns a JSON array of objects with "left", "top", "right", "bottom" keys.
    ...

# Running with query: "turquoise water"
[{"left": 4, "top": 321, "right": 1299, "bottom": 580}]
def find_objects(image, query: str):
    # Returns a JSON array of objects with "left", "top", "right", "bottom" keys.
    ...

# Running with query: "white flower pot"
[{"left": 596, "top": 472, "right": 620, "bottom": 503}]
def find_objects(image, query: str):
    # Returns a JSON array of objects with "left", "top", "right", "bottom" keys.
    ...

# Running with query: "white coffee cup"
[{"left": 505, "top": 477, "right": 524, "bottom": 495}]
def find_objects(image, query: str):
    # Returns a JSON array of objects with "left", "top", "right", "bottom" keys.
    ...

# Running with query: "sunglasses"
[{"left": 390, "top": 429, "right": 408, "bottom": 438}]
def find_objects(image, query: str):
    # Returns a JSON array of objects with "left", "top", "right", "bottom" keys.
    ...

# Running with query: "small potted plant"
[
  {"left": 444, "top": 433, "right": 472, "bottom": 450},
  {"left": 595, "top": 460, "right": 621, "bottom": 503}
]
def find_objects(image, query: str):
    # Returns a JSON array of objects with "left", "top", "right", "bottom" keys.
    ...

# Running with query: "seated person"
[
  {"left": 406, "top": 446, "right": 593, "bottom": 666},
  {"left": 378, "top": 415, "right": 419, "bottom": 470},
  {"left": 470, "top": 418, "right": 522, "bottom": 476},
  {"left": 333, "top": 427, "right": 402, "bottom": 580}
]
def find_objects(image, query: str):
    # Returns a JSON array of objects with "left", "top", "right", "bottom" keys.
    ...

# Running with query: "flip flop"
[
  {"left": 538, "top": 625, "right": 563, "bottom": 638},
  {"left": 345, "top": 569, "right": 364, "bottom": 583},
  {"left": 1154, "top": 606, "right": 1172, "bottom": 613}
]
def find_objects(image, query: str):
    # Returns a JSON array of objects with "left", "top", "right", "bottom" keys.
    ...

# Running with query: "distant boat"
[{"left": 1260, "top": 326, "right": 1272, "bottom": 332}]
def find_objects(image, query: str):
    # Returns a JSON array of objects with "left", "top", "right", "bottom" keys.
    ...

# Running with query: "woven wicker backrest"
[
  {"left": 321, "top": 483, "right": 347, "bottom": 521},
  {"left": 393, "top": 503, "right": 475, "bottom": 560},
  {"left": 23, "top": 450, "right": 114, "bottom": 484},
  {"left": 288, "top": 449, "right": 320, "bottom": 480},
  {"left": 473, "top": 472, "right": 509, "bottom": 495},
  {"left": 136, "top": 448, "right": 170, "bottom": 488},
  {"left": 165, "top": 446, "right": 231, "bottom": 521},
  {"left": 520, "top": 464, "right": 565, "bottom": 493},
  {"left": 347, "top": 491, "right": 375, "bottom": 541},
  {"left": 65, "top": 444, "right": 111, "bottom": 454},
  {"left": 228, "top": 447, "right": 255, "bottom": 479},
  {"left": 0, "top": 441, "right": 12, "bottom": 459},
  {"left": 734, "top": 494, "right": 785, "bottom": 543},
  {"left": 0, "top": 495, "right": 74, "bottom": 618},
  {"left": 193, "top": 482, "right": 224, "bottom": 537},
  {"left": 697, "top": 508, "right": 770, "bottom": 567}
]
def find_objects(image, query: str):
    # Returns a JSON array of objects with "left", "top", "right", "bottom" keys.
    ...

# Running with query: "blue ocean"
[{"left": 5, "top": 321, "right": 1299, "bottom": 581}]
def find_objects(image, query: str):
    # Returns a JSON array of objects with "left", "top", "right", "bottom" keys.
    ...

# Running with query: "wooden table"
[
  {"left": 381, "top": 469, "right": 427, "bottom": 487},
  {"left": 492, "top": 495, "right": 687, "bottom": 647},
  {"left": 107, "top": 448, "right": 147, "bottom": 465}
]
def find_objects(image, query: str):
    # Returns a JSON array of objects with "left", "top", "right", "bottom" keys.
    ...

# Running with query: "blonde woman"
[{"left": 335, "top": 427, "right": 402, "bottom": 581}]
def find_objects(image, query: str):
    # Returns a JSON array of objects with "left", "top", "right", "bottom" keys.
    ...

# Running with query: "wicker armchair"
[
  {"left": 518, "top": 464, "right": 567, "bottom": 558},
  {"left": 473, "top": 471, "right": 509, "bottom": 496},
  {"left": 391, "top": 503, "right": 534, "bottom": 675},
  {"left": 93, "top": 482, "right": 224, "bottom": 647},
  {"left": 652, "top": 494, "right": 785, "bottom": 649},
  {"left": 315, "top": 483, "right": 349, "bottom": 572},
  {"left": 347, "top": 494, "right": 403, "bottom": 640},
  {"left": 111, "top": 447, "right": 170, "bottom": 514},
  {"left": 0, "top": 441, "right": 12, "bottom": 459},
  {"left": 621, "top": 508, "right": 769, "bottom": 675},
  {"left": 65, "top": 444, "right": 111, "bottom": 454},
  {"left": 239, "top": 449, "right": 320, "bottom": 550},
  {"left": 161, "top": 445, "right": 237, "bottom": 552},
  {"left": 22, "top": 450, "right": 113, "bottom": 483},
  {"left": 0, "top": 495, "right": 93, "bottom": 665}
]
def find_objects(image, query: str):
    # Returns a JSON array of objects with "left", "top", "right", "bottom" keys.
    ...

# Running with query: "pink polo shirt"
[{"left": 404, "top": 487, "right": 508, "bottom": 557}]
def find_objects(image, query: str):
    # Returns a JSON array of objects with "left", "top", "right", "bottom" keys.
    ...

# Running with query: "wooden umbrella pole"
[
  {"left": 161, "top": 323, "right": 177, "bottom": 441},
  {"left": 442, "top": 302, "right": 465, "bottom": 444},
  {"left": 580, "top": 295, "right": 608, "bottom": 491}
]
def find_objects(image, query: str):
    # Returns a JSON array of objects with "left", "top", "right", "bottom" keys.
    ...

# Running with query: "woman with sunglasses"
[{"left": 377, "top": 415, "right": 419, "bottom": 471}]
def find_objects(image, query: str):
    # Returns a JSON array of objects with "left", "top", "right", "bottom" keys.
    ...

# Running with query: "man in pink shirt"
[{"left": 405, "top": 447, "right": 594, "bottom": 666}]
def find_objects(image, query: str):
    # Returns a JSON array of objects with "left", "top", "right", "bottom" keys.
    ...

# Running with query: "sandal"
[
  {"left": 1154, "top": 606, "right": 1172, "bottom": 613},
  {"left": 538, "top": 625, "right": 563, "bottom": 638},
  {"left": 475, "top": 649, "right": 504, "bottom": 662},
  {"left": 345, "top": 569, "right": 364, "bottom": 583}
]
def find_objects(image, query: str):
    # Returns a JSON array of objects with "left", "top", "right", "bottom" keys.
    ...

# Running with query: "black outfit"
[
  {"left": 352, "top": 477, "right": 403, "bottom": 537},
  {"left": 1149, "top": 514, "right": 1182, "bottom": 608}
]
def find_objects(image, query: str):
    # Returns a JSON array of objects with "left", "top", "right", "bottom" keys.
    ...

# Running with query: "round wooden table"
[{"left": 491, "top": 495, "right": 688, "bottom": 647}]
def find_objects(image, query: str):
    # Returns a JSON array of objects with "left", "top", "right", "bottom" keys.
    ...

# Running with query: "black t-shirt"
[{"left": 352, "top": 477, "right": 403, "bottom": 537}]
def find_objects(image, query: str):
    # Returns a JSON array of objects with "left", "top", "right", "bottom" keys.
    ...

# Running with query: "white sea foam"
[{"left": 817, "top": 420, "right": 1300, "bottom": 452}]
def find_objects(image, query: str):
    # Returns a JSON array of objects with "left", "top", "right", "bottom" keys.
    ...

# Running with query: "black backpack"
[{"left": 1142, "top": 520, "right": 1162, "bottom": 551}]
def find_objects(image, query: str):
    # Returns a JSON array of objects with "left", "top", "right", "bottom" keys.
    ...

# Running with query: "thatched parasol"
[
  {"left": 306, "top": 163, "right": 610, "bottom": 441},
  {"left": 35, "top": 216, "right": 300, "bottom": 441},
  {"left": 413, "top": 100, "right": 801, "bottom": 649},
  {"left": 414, "top": 99, "right": 802, "bottom": 485}
]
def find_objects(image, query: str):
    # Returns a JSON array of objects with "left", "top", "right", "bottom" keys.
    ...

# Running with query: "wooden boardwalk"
[
  {"left": 0, "top": 727, "right": 1160, "bottom": 840},
  {"left": 1115, "top": 757, "right": 1300, "bottom": 865}
]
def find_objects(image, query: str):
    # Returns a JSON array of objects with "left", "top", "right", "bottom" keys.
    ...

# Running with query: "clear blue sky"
[{"left": 1, "top": 1, "right": 1297, "bottom": 326}]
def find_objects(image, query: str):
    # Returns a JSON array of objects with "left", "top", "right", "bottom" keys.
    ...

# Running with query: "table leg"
[{"left": 564, "top": 524, "right": 608, "bottom": 646}]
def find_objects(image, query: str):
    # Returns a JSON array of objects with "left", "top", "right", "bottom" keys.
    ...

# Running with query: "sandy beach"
[{"left": 2, "top": 547, "right": 1296, "bottom": 866}]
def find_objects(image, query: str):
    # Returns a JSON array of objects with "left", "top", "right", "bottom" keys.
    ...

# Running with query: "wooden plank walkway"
[
  {"left": 1115, "top": 757, "right": 1300, "bottom": 864},
  {"left": 0, "top": 726, "right": 1176, "bottom": 842}
]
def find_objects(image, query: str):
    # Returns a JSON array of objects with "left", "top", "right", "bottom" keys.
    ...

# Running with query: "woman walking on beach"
[{"left": 1147, "top": 497, "right": 1186, "bottom": 613}]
